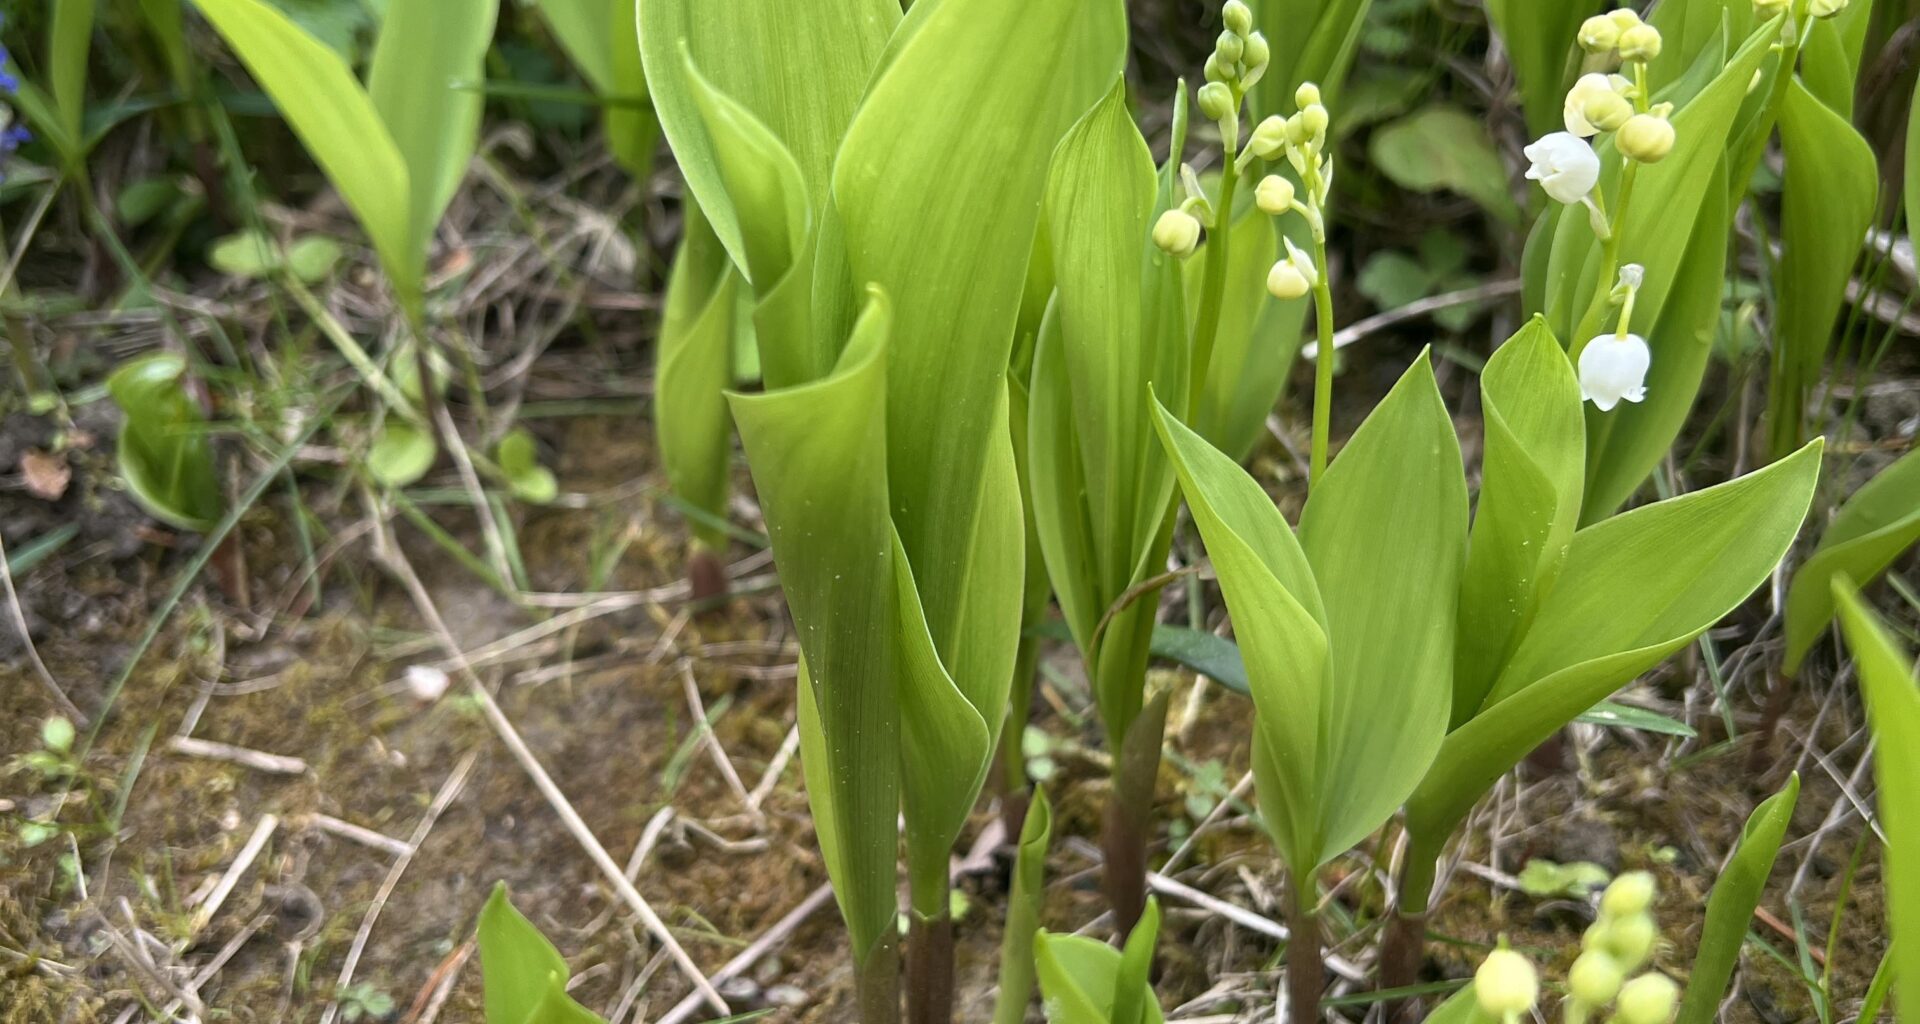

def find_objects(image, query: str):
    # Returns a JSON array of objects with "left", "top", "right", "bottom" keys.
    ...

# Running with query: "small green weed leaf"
[
  {"left": 1034, "top": 903, "right": 1166, "bottom": 1024},
  {"left": 286, "top": 235, "right": 343, "bottom": 283},
  {"left": 107, "top": 354, "right": 223, "bottom": 532},
  {"left": 1676, "top": 773, "right": 1798, "bottom": 1024},
  {"left": 1784, "top": 448, "right": 1920, "bottom": 676},
  {"left": 208, "top": 231, "right": 280, "bottom": 279},
  {"left": 497, "top": 428, "right": 558, "bottom": 505},
  {"left": 1576, "top": 701, "right": 1695, "bottom": 737},
  {"left": 367, "top": 420, "right": 436, "bottom": 489},
  {"left": 1369, "top": 106, "right": 1520, "bottom": 223},
  {"left": 1516, "top": 859, "right": 1612, "bottom": 898}
]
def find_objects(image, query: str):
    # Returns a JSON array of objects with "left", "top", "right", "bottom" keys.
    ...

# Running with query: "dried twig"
[{"left": 167, "top": 736, "right": 309, "bottom": 775}]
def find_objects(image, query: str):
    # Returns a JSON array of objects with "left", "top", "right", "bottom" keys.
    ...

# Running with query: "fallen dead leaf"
[{"left": 20, "top": 449, "right": 72, "bottom": 501}]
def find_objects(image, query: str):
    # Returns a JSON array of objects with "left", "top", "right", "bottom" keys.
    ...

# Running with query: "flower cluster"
[
  {"left": 0, "top": 18, "right": 28, "bottom": 182},
  {"left": 1152, "top": 0, "right": 1271, "bottom": 261},
  {"left": 1244, "top": 82, "right": 1333, "bottom": 301},
  {"left": 1473, "top": 873, "right": 1681, "bottom": 1024},
  {"left": 1524, "top": 9, "right": 1673, "bottom": 212}
]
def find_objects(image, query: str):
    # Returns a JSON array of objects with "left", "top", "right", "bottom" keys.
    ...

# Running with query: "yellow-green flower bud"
[
  {"left": 1255, "top": 174, "right": 1296, "bottom": 214},
  {"left": 1249, "top": 115, "right": 1289, "bottom": 159},
  {"left": 1301, "top": 103, "right": 1330, "bottom": 139},
  {"left": 1296, "top": 82, "right": 1323, "bottom": 110},
  {"left": 1754, "top": 0, "right": 1788, "bottom": 13},
  {"left": 1601, "top": 872, "right": 1657, "bottom": 918},
  {"left": 1153, "top": 209, "right": 1202, "bottom": 258},
  {"left": 1615, "top": 974, "right": 1680, "bottom": 1024},
  {"left": 1569, "top": 951, "right": 1627, "bottom": 1006},
  {"left": 1600, "top": 913, "right": 1659, "bottom": 970},
  {"left": 1267, "top": 260, "right": 1310, "bottom": 300},
  {"left": 1474, "top": 949, "right": 1540, "bottom": 1018},
  {"left": 1243, "top": 31, "right": 1270, "bottom": 70},
  {"left": 1810, "top": 0, "right": 1848, "bottom": 15},
  {"left": 1204, "top": 52, "right": 1229, "bottom": 84},
  {"left": 1618, "top": 113, "right": 1675, "bottom": 162},
  {"left": 1579, "top": 14, "right": 1622, "bottom": 52},
  {"left": 1285, "top": 112, "right": 1309, "bottom": 146},
  {"left": 1198, "top": 81, "right": 1235, "bottom": 122},
  {"left": 1223, "top": 0, "right": 1253, "bottom": 36},
  {"left": 1608, "top": 7, "right": 1643, "bottom": 31},
  {"left": 1216, "top": 30, "right": 1245, "bottom": 64},
  {"left": 1583, "top": 90, "right": 1634, "bottom": 132},
  {"left": 1618, "top": 23, "right": 1663, "bottom": 61}
]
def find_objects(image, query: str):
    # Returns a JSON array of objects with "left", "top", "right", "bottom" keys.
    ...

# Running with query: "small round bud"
[
  {"left": 1249, "top": 115, "right": 1289, "bottom": 159},
  {"left": 1204, "top": 52, "right": 1229, "bottom": 84},
  {"left": 1809, "top": 0, "right": 1848, "bottom": 15},
  {"left": 1618, "top": 23, "right": 1663, "bottom": 61},
  {"left": 1474, "top": 949, "right": 1540, "bottom": 1018},
  {"left": 1615, "top": 973, "right": 1680, "bottom": 1024},
  {"left": 1583, "top": 90, "right": 1634, "bottom": 132},
  {"left": 1255, "top": 174, "right": 1296, "bottom": 215},
  {"left": 1222, "top": 0, "right": 1253, "bottom": 36},
  {"left": 1754, "top": 0, "right": 1788, "bottom": 13},
  {"left": 1296, "top": 82, "right": 1323, "bottom": 110},
  {"left": 1243, "top": 31, "right": 1270, "bottom": 70},
  {"left": 1153, "top": 210, "right": 1202, "bottom": 258},
  {"left": 41, "top": 716, "right": 75, "bottom": 754},
  {"left": 1569, "top": 951, "right": 1627, "bottom": 1006},
  {"left": 1600, "top": 912, "right": 1659, "bottom": 970},
  {"left": 1216, "top": 30, "right": 1245, "bottom": 64},
  {"left": 1285, "top": 112, "right": 1309, "bottom": 146},
  {"left": 1601, "top": 871, "right": 1657, "bottom": 918},
  {"left": 1608, "top": 8, "right": 1644, "bottom": 31},
  {"left": 1618, "top": 113, "right": 1675, "bottom": 162},
  {"left": 1267, "top": 260, "right": 1310, "bottom": 300},
  {"left": 1578, "top": 14, "right": 1622, "bottom": 52},
  {"left": 1197, "top": 82, "right": 1235, "bottom": 122},
  {"left": 1301, "top": 103, "right": 1330, "bottom": 138}
]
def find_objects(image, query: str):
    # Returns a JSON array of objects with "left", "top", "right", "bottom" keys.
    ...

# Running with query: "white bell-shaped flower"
[
  {"left": 1524, "top": 132, "right": 1600, "bottom": 205},
  {"left": 1579, "top": 333, "right": 1651, "bottom": 411}
]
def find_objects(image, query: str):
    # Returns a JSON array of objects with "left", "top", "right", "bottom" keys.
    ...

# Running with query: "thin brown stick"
[{"left": 0, "top": 526, "right": 87, "bottom": 723}]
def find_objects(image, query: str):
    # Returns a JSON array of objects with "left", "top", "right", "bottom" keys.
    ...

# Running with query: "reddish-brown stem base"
[
  {"left": 1378, "top": 910, "right": 1429, "bottom": 1023},
  {"left": 1286, "top": 883, "right": 1322, "bottom": 1024},
  {"left": 906, "top": 912, "right": 954, "bottom": 1024}
]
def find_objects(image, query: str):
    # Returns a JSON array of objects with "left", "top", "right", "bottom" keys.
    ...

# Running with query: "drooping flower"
[
  {"left": 1474, "top": 947, "right": 1540, "bottom": 1021},
  {"left": 1565, "top": 73, "right": 1629, "bottom": 137},
  {"left": 1524, "top": 132, "right": 1600, "bottom": 205},
  {"left": 1579, "top": 333, "right": 1651, "bottom": 411},
  {"left": 1255, "top": 174, "right": 1295, "bottom": 215},
  {"left": 1152, "top": 209, "right": 1202, "bottom": 258},
  {"left": 1265, "top": 237, "right": 1318, "bottom": 300},
  {"left": 1619, "top": 112, "right": 1675, "bottom": 163},
  {"left": 1614, "top": 973, "right": 1680, "bottom": 1024}
]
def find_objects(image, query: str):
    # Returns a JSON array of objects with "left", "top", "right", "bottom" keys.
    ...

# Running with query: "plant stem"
[
  {"left": 1379, "top": 831, "right": 1443, "bottom": 1011},
  {"left": 1286, "top": 869, "right": 1323, "bottom": 1024},
  {"left": 906, "top": 902, "right": 955, "bottom": 1024},
  {"left": 857, "top": 933, "right": 903, "bottom": 1024},
  {"left": 1307, "top": 235, "right": 1337, "bottom": 486},
  {"left": 998, "top": 630, "right": 1042, "bottom": 838},
  {"left": 1103, "top": 688, "right": 1171, "bottom": 935},
  {"left": 1185, "top": 154, "right": 1242, "bottom": 419}
]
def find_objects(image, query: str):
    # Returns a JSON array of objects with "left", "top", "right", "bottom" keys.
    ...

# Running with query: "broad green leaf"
[
  {"left": 993, "top": 789, "right": 1054, "bottom": 1024},
  {"left": 1676, "top": 773, "right": 1799, "bottom": 1024},
  {"left": 1251, "top": 0, "right": 1373, "bottom": 117},
  {"left": 1034, "top": 906, "right": 1166, "bottom": 1024},
  {"left": 1406, "top": 441, "right": 1822, "bottom": 846},
  {"left": 107, "top": 355, "right": 223, "bottom": 532},
  {"left": 1190, "top": 196, "right": 1309, "bottom": 461},
  {"left": 1800, "top": 0, "right": 1875, "bottom": 118},
  {"left": 497, "top": 428, "right": 558, "bottom": 505},
  {"left": 1544, "top": 17, "right": 1778, "bottom": 349},
  {"left": 1455, "top": 318, "right": 1584, "bottom": 724},
  {"left": 655, "top": 203, "right": 738, "bottom": 552},
  {"left": 1908, "top": 76, "right": 1920, "bottom": 243},
  {"left": 726, "top": 292, "right": 898, "bottom": 965},
  {"left": 367, "top": 0, "right": 498, "bottom": 271},
  {"left": 193, "top": 0, "right": 417, "bottom": 307},
  {"left": 1784, "top": 448, "right": 1920, "bottom": 676},
  {"left": 1153, "top": 395, "right": 1330, "bottom": 871},
  {"left": 1422, "top": 983, "right": 1488, "bottom": 1024},
  {"left": 638, "top": 0, "right": 898, "bottom": 268},
  {"left": 523, "top": 977, "right": 609, "bottom": 1024},
  {"left": 535, "top": 0, "right": 615, "bottom": 90},
  {"left": 1581, "top": 162, "right": 1731, "bottom": 520},
  {"left": 476, "top": 883, "right": 572, "bottom": 1024},
  {"left": 1833, "top": 580, "right": 1920, "bottom": 1024},
  {"left": 534, "top": 0, "right": 660, "bottom": 179},
  {"left": 367, "top": 421, "right": 436, "bottom": 490},
  {"left": 1768, "top": 80, "right": 1877, "bottom": 460},
  {"left": 1298, "top": 353, "right": 1465, "bottom": 859},
  {"left": 1648, "top": 0, "right": 1750, "bottom": 89},
  {"left": 50, "top": 0, "right": 95, "bottom": 146},
  {"left": 1484, "top": 0, "right": 1588, "bottom": 137},
  {"left": 1369, "top": 106, "right": 1521, "bottom": 224}
]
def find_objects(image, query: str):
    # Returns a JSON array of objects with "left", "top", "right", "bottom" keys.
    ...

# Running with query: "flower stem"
[
  {"left": 1307, "top": 236, "right": 1337, "bottom": 486},
  {"left": 1185, "top": 143, "right": 1242, "bottom": 419}
]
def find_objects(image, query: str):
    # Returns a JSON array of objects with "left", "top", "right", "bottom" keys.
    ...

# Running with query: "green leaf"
[
  {"left": 367, "top": 420, "right": 436, "bottom": 489},
  {"left": 107, "top": 355, "right": 223, "bottom": 532},
  {"left": 286, "top": 235, "right": 344, "bottom": 283},
  {"left": 193, "top": 0, "right": 419, "bottom": 308},
  {"left": 208, "top": 230, "right": 281, "bottom": 279},
  {"left": 1833, "top": 582, "right": 1920, "bottom": 1024},
  {"left": 727, "top": 293, "right": 899, "bottom": 966},
  {"left": 638, "top": 0, "right": 899, "bottom": 267},
  {"left": 1676, "top": 773, "right": 1799, "bottom": 1024},
  {"left": 1406, "top": 440, "right": 1822, "bottom": 848},
  {"left": 476, "top": 883, "right": 571, "bottom": 1024},
  {"left": 654, "top": 203, "right": 739, "bottom": 551},
  {"left": 367, "top": 0, "right": 498, "bottom": 271},
  {"left": 1034, "top": 906, "right": 1166, "bottom": 1024},
  {"left": 1648, "top": 0, "right": 1750, "bottom": 91},
  {"left": 1190, "top": 198, "right": 1309, "bottom": 461},
  {"left": 1297, "top": 353, "right": 1466, "bottom": 860},
  {"left": 1369, "top": 106, "right": 1521, "bottom": 224},
  {"left": 1484, "top": 0, "right": 1587, "bottom": 137},
  {"left": 1516, "top": 859, "right": 1612, "bottom": 898},
  {"left": 1455, "top": 318, "right": 1585, "bottom": 725},
  {"left": 1250, "top": 0, "right": 1373, "bottom": 117},
  {"left": 535, "top": 0, "right": 615, "bottom": 90},
  {"left": 50, "top": 0, "right": 96, "bottom": 146},
  {"left": 993, "top": 789, "right": 1054, "bottom": 1024},
  {"left": 1907, "top": 75, "right": 1920, "bottom": 245},
  {"left": 1767, "top": 80, "right": 1878, "bottom": 460},
  {"left": 1575, "top": 701, "right": 1696, "bottom": 737},
  {"left": 1784, "top": 448, "right": 1920, "bottom": 676},
  {"left": 497, "top": 428, "right": 558, "bottom": 505}
]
